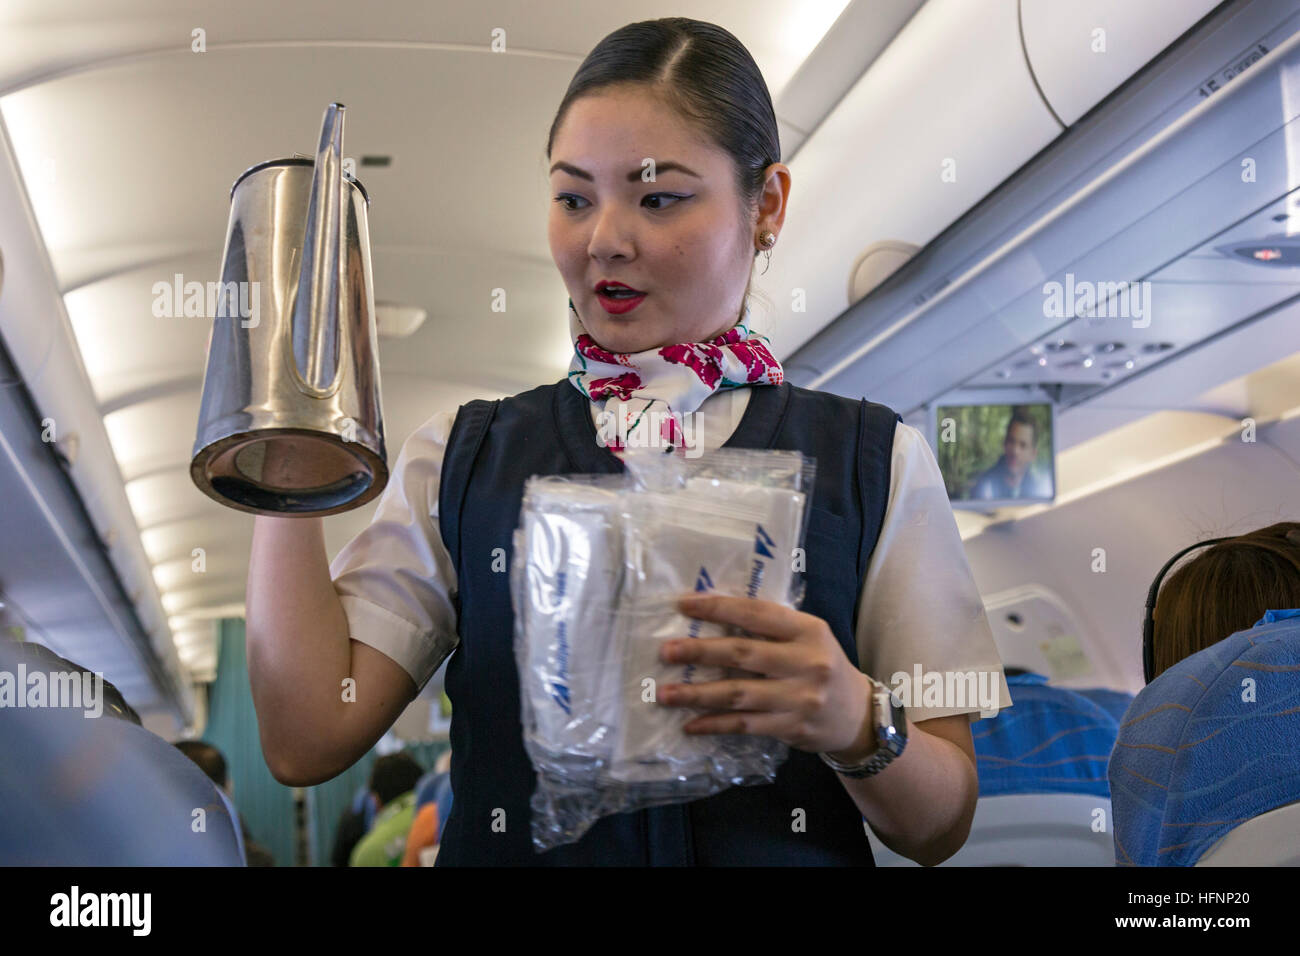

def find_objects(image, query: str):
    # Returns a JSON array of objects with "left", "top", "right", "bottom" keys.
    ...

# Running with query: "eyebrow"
[{"left": 549, "top": 160, "right": 701, "bottom": 182}]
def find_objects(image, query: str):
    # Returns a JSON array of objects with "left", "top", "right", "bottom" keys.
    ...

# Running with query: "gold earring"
[{"left": 757, "top": 230, "right": 776, "bottom": 275}]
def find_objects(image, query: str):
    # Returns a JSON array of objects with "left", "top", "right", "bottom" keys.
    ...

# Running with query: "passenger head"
[
  {"left": 546, "top": 17, "right": 788, "bottom": 354},
  {"left": 175, "top": 740, "right": 230, "bottom": 795},
  {"left": 369, "top": 753, "right": 424, "bottom": 809},
  {"left": 1151, "top": 522, "right": 1300, "bottom": 679},
  {"left": 1003, "top": 408, "right": 1038, "bottom": 477}
]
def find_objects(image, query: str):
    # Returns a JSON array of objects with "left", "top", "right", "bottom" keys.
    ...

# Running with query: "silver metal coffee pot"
[{"left": 190, "top": 103, "right": 388, "bottom": 515}]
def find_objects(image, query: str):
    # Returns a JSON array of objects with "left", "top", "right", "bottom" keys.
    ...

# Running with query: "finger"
[
  {"left": 679, "top": 709, "right": 800, "bottom": 740},
  {"left": 659, "top": 676, "right": 804, "bottom": 712},
  {"left": 676, "top": 593, "right": 807, "bottom": 640},
  {"left": 661, "top": 635, "right": 807, "bottom": 677}
]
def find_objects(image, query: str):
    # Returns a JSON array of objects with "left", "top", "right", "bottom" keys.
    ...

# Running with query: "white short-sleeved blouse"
[{"left": 328, "top": 386, "right": 1014, "bottom": 723}]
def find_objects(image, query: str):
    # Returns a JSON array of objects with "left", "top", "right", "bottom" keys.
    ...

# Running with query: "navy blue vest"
[{"left": 435, "top": 379, "right": 900, "bottom": 865}]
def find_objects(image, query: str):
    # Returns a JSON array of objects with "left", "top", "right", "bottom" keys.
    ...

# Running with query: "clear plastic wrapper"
[
  {"left": 513, "top": 475, "right": 625, "bottom": 785},
  {"left": 511, "top": 448, "right": 817, "bottom": 851}
]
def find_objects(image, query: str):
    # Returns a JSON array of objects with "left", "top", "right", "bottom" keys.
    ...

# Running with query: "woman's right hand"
[{"left": 245, "top": 514, "right": 416, "bottom": 785}]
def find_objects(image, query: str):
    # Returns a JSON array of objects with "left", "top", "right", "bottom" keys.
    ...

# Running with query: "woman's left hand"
[{"left": 657, "top": 593, "right": 876, "bottom": 760}]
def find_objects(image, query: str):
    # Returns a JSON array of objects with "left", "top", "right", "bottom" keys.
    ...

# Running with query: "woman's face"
[{"left": 548, "top": 87, "right": 783, "bottom": 354}]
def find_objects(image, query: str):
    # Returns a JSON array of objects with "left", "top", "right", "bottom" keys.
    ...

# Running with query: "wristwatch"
[{"left": 818, "top": 678, "right": 907, "bottom": 778}]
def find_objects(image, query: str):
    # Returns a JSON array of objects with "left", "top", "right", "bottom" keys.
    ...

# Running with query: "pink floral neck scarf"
[{"left": 565, "top": 298, "right": 784, "bottom": 456}]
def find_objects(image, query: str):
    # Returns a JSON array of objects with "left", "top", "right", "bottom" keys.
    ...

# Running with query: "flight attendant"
[{"left": 247, "top": 16, "right": 1012, "bottom": 866}]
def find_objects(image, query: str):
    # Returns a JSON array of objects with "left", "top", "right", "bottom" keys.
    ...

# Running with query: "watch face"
[
  {"left": 874, "top": 688, "right": 906, "bottom": 755},
  {"left": 872, "top": 691, "right": 894, "bottom": 734}
]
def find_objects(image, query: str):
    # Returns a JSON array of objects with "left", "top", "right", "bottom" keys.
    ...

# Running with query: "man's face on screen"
[{"left": 1004, "top": 422, "right": 1037, "bottom": 477}]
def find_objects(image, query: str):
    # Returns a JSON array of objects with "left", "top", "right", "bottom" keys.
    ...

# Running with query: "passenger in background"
[
  {"left": 431, "top": 751, "right": 454, "bottom": 842},
  {"left": 1146, "top": 522, "right": 1300, "bottom": 680},
  {"left": 349, "top": 752, "right": 424, "bottom": 867},
  {"left": 1110, "top": 521, "right": 1300, "bottom": 865},
  {"left": 331, "top": 788, "right": 374, "bottom": 868},
  {"left": 175, "top": 740, "right": 275, "bottom": 866},
  {"left": 403, "top": 748, "right": 452, "bottom": 866}
]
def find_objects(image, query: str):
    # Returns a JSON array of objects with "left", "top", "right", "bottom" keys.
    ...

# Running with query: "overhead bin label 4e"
[{"left": 1196, "top": 41, "right": 1269, "bottom": 99}]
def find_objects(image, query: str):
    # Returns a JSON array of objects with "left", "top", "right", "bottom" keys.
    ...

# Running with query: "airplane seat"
[
  {"left": 867, "top": 793, "right": 1115, "bottom": 866},
  {"left": 1070, "top": 687, "right": 1134, "bottom": 725},
  {"left": 1194, "top": 800, "right": 1300, "bottom": 866},
  {"left": 867, "top": 672, "right": 1124, "bottom": 865},
  {"left": 0, "top": 642, "right": 244, "bottom": 865},
  {"left": 1108, "top": 608, "right": 1300, "bottom": 866},
  {"left": 974, "top": 672, "right": 1123, "bottom": 799}
]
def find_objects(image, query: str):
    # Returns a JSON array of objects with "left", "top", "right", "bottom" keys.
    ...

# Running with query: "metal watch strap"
[
  {"left": 819, "top": 744, "right": 897, "bottom": 778},
  {"left": 818, "top": 679, "right": 906, "bottom": 779}
]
